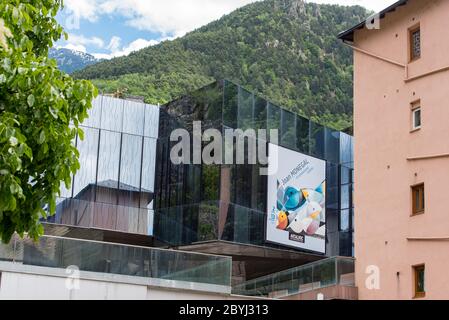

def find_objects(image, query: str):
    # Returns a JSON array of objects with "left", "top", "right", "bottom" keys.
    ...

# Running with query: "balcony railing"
[
  {"left": 0, "top": 235, "right": 232, "bottom": 290},
  {"left": 232, "top": 256, "right": 355, "bottom": 298}
]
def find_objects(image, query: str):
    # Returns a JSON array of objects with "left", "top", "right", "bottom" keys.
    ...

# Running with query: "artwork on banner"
[{"left": 266, "top": 143, "right": 326, "bottom": 253}]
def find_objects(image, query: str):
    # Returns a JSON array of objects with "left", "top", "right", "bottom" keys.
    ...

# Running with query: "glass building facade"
[
  {"left": 43, "top": 81, "right": 353, "bottom": 260},
  {"left": 154, "top": 80, "right": 354, "bottom": 257},
  {"left": 44, "top": 96, "right": 160, "bottom": 236}
]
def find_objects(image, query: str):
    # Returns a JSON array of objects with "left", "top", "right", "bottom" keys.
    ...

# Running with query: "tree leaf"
[
  {"left": 9, "top": 136, "right": 18, "bottom": 146},
  {"left": 77, "top": 127, "right": 84, "bottom": 140},
  {"left": 27, "top": 94, "right": 35, "bottom": 107},
  {"left": 38, "top": 130, "right": 46, "bottom": 144}
]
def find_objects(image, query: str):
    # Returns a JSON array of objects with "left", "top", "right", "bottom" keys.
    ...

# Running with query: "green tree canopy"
[{"left": 0, "top": 0, "right": 97, "bottom": 243}]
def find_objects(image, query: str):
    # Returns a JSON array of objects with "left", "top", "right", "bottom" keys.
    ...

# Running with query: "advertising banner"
[{"left": 266, "top": 143, "right": 326, "bottom": 253}]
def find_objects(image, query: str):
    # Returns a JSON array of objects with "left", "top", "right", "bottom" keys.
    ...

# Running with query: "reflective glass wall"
[
  {"left": 46, "top": 96, "right": 160, "bottom": 236},
  {"left": 154, "top": 80, "right": 354, "bottom": 257}
]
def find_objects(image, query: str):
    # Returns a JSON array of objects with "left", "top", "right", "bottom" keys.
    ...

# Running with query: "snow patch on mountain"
[{"left": 49, "top": 48, "right": 102, "bottom": 74}]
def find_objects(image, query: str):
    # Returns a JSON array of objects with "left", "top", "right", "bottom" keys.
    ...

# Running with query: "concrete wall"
[
  {"left": 0, "top": 262, "right": 256, "bottom": 300},
  {"left": 353, "top": 0, "right": 449, "bottom": 299},
  {"left": 283, "top": 285, "right": 358, "bottom": 301}
]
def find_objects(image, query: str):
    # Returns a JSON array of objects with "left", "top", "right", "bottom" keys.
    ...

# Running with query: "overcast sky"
[{"left": 56, "top": 0, "right": 398, "bottom": 59}]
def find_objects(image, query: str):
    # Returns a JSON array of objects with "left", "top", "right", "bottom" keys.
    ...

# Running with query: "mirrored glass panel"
[
  {"left": 198, "top": 202, "right": 219, "bottom": 242},
  {"left": 326, "top": 162, "right": 339, "bottom": 188},
  {"left": 253, "top": 96, "right": 267, "bottom": 130},
  {"left": 296, "top": 115, "right": 309, "bottom": 153},
  {"left": 101, "top": 96, "right": 124, "bottom": 132},
  {"left": 144, "top": 104, "right": 160, "bottom": 138},
  {"left": 310, "top": 122, "right": 325, "bottom": 159},
  {"left": 123, "top": 100, "right": 145, "bottom": 136},
  {"left": 223, "top": 81, "right": 238, "bottom": 129},
  {"left": 141, "top": 137, "right": 157, "bottom": 208},
  {"left": 233, "top": 205, "right": 249, "bottom": 244},
  {"left": 341, "top": 166, "right": 352, "bottom": 185},
  {"left": 238, "top": 87, "right": 254, "bottom": 130},
  {"left": 281, "top": 109, "right": 296, "bottom": 149},
  {"left": 201, "top": 82, "right": 223, "bottom": 129},
  {"left": 82, "top": 96, "right": 102, "bottom": 128},
  {"left": 340, "top": 184, "right": 351, "bottom": 210},
  {"left": 340, "top": 209, "right": 351, "bottom": 232},
  {"left": 119, "top": 134, "right": 143, "bottom": 208},
  {"left": 96, "top": 130, "right": 121, "bottom": 204},
  {"left": 72, "top": 127, "right": 99, "bottom": 200},
  {"left": 267, "top": 103, "right": 280, "bottom": 144},
  {"left": 325, "top": 129, "right": 340, "bottom": 164},
  {"left": 340, "top": 132, "right": 353, "bottom": 168},
  {"left": 202, "top": 165, "right": 220, "bottom": 202}
]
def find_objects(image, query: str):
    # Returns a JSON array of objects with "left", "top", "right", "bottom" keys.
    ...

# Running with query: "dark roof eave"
[{"left": 338, "top": 0, "right": 409, "bottom": 42}]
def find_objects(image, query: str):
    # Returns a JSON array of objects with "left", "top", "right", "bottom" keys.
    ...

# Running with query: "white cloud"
[
  {"left": 122, "top": 38, "right": 161, "bottom": 53},
  {"left": 64, "top": 0, "right": 260, "bottom": 37},
  {"left": 107, "top": 36, "right": 122, "bottom": 52},
  {"left": 113, "top": 0, "right": 261, "bottom": 37},
  {"left": 60, "top": 43, "right": 88, "bottom": 52},
  {"left": 91, "top": 53, "right": 113, "bottom": 60},
  {"left": 58, "top": 33, "right": 106, "bottom": 54},
  {"left": 66, "top": 34, "right": 105, "bottom": 49},
  {"left": 64, "top": 0, "right": 99, "bottom": 23},
  {"left": 93, "top": 37, "right": 163, "bottom": 59}
]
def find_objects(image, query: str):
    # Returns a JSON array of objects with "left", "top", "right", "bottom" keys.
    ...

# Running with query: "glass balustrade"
[
  {"left": 0, "top": 235, "right": 232, "bottom": 288},
  {"left": 232, "top": 256, "right": 354, "bottom": 298}
]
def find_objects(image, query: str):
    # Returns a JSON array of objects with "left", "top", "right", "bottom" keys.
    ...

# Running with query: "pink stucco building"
[{"left": 339, "top": 0, "right": 449, "bottom": 299}]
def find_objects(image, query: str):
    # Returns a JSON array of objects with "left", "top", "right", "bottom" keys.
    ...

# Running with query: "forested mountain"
[
  {"left": 74, "top": 0, "right": 370, "bottom": 130},
  {"left": 49, "top": 48, "right": 100, "bottom": 74}
]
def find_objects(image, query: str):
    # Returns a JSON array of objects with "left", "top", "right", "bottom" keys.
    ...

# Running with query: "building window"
[
  {"left": 413, "top": 264, "right": 425, "bottom": 298},
  {"left": 409, "top": 25, "right": 421, "bottom": 61},
  {"left": 411, "top": 105, "right": 421, "bottom": 130},
  {"left": 411, "top": 183, "right": 425, "bottom": 215}
]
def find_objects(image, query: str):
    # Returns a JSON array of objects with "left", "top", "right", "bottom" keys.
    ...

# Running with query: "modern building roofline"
[{"left": 338, "top": 0, "right": 409, "bottom": 42}]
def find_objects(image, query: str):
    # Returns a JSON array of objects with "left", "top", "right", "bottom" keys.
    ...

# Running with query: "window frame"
[
  {"left": 413, "top": 264, "right": 426, "bottom": 299},
  {"left": 409, "top": 24, "right": 421, "bottom": 62},
  {"left": 411, "top": 183, "right": 425, "bottom": 216},
  {"left": 411, "top": 100, "right": 421, "bottom": 132}
]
